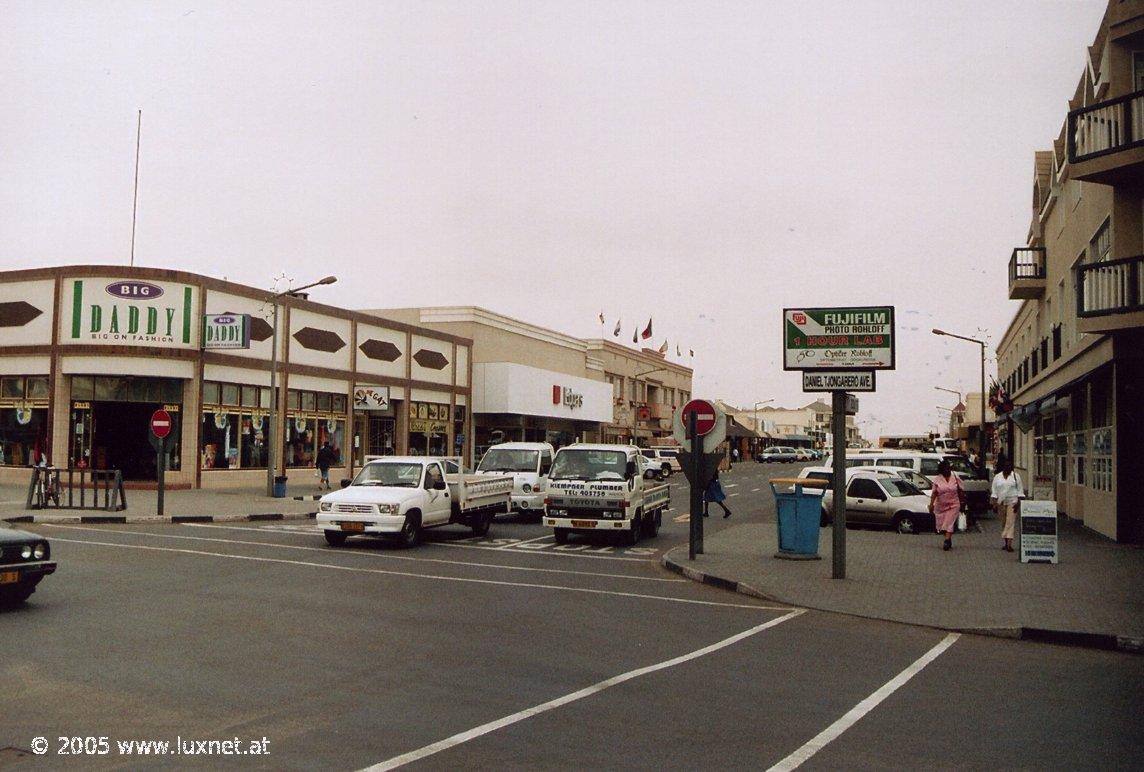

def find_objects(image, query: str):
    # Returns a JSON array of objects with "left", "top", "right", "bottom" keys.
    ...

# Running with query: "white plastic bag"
[{"left": 957, "top": 512, "right": 967, "bottom": 532}]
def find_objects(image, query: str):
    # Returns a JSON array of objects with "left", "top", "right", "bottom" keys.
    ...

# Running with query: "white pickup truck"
[
  {"left": 543, "top": 444, "right": 670, "bottom": 546},
  {"left": 316, "top": 457, "right": 512, "bottom": 547},
  {"left": 475, "top": 441, "right": 555, "bottom": 517}
]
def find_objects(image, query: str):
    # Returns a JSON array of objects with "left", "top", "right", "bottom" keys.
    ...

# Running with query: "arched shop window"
[
  {"left": 201, "top": 380, "right": 272, "bottom": 470},
  {"left": 284, "top": 389, "right": 346, "bottom": 468},
  {"left": 0, "top": 376, "right": 49, "bottom": 467}
]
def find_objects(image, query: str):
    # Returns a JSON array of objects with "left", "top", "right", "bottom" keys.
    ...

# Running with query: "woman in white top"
[{"left": 990, "top": 460, "right": 1025, "bottom": 552}]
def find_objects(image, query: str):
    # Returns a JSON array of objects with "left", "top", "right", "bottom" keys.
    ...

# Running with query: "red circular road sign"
[
  {"left": 150, "top": 409, "right": 173, "bottom": 439},
  {"left": 680, "top": 399, "right": 718, "bottom": 436}
]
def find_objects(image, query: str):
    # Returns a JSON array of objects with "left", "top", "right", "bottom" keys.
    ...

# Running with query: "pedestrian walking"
[
  {"left": 929, "top": 459, "right": 965, "bottom": 551},
  {"left": 316, "top": 441, "right": 335, "bottom": 490},
  {"left": 703, "top": 471, "right": 732, "bottom": 518},
  {"left": 991, "top": 460, "right": 1025, "bottom": 552},
  {"left": 731, "top": 447, "right": 740, "bottom": 464}
]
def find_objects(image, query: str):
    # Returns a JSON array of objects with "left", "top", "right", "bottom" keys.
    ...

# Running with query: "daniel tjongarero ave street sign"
[{"left": 783, "top": 306, "right": 895, "bottom": 371}]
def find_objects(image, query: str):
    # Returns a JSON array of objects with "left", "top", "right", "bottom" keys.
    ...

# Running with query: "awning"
[{"left": 725, "top": 416, "right": 762, "bottom": 438}]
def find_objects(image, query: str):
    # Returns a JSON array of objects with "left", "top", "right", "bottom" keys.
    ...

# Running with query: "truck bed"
[{"left": 447, "top": 473, "right": 513, "bottom": 512}]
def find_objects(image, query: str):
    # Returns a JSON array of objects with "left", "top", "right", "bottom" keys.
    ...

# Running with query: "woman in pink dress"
[{"left": 928, "top": 459, "right": 965, "bottom": 551}]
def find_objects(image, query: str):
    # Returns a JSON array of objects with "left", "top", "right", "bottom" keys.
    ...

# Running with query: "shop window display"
[{"left": 200, "top": 380, "right": 269, "bottom": 470}]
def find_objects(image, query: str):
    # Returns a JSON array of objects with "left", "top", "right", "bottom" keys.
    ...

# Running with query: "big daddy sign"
[{"left": 62, "top": 278, "right": 199, "bottom": 348}]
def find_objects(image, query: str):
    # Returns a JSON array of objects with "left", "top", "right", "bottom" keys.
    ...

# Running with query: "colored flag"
[
  {"left": 641, "top": 318, "right": 653, "bottom": 340},
  {"left": 632, "top": 329, "right": 638, "bottom": 343},
  {"left": 598, "top": 312, "right": 605, "bottom": 324},
  {"left": 676, "top": 344, "right": 681, "bottom": 356},
  {"left": 658, "top": 339, "right": 668, "bottom": 354},
  {"left": 613, "top": 318, "right": 622, "bottom": 336},
  {"left": 689, "top": 349, "right": 694, "bottom": 357}
]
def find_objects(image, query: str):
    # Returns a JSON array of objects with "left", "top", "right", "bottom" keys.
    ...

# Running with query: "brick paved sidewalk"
[{"left": 664, "top": 517, "right": 1144, "bottom": 652}]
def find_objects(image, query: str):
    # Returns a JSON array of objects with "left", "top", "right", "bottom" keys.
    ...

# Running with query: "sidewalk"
[
  {"left": 0, "top": 483, "right": 319, "bottom": 524},
  {"left": 664, "top": 516, "right": 1144, "bottom": 654}
]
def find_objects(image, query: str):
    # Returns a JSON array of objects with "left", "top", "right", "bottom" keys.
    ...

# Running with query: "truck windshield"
[
  {"left": 352, "top": 462, "right": 423, "bottom": 487},
  {"left": 549, "top": 449, "right": 628, "bottom": 481},
  {"left": 478, "top": 449, "right": 539, "bottom": 473}
]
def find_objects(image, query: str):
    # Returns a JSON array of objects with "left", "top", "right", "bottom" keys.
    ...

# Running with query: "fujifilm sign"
[{"left": 64, "top": 278, "right": 198, "bottom": 348}]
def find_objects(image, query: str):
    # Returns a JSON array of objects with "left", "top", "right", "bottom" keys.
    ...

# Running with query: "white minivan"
[{"left": 476, "top": 442, "right": 555, "bottom": 516}]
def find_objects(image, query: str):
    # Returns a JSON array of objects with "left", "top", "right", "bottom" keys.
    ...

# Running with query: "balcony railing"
[
  {"left": 1009, "top": 247, "right": 1046, "bottom": 300},
  {"left": 1009, "top": 247, "right": 1046, "bottom": 282},
  {"left": 1068, "top": 89, "right": 1144, "bottom": 163},
  {"left": 1076, "top": 254, "right": 1144, "bottom": 318}
]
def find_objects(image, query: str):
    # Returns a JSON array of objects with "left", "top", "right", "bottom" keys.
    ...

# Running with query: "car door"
[
  {"left": 422, "top": 462, "right": 452, "bottom": 524},
  {"left": 846, "top": 477, "right": 888, "bottom": 526}
]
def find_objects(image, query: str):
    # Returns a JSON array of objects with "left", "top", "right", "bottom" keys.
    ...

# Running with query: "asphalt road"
[{"left": 3, "top": 462, "right": 1142, "bottom": 770}]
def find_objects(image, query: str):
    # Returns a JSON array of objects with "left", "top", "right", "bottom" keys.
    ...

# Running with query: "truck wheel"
[
  {"left": 324, "top": 531, "right": 348, "bottom": 547},
  {"left": 643, "top": 509, "right": 661, "bottom": 537},
  {"left": 625, "top": 513, "right": 641, "bottom": 546},
  {"left": 471, "top": 511, "right": 492, "bottom": 537},
  {"left": 553, "top": 527, "right": 569, "bottom": 545},
  {"left": 661, "top": 464, "right": 671, "bottom": 478},
  {"left": 398, "top": 512, "right": 422, "bottom": 548}
]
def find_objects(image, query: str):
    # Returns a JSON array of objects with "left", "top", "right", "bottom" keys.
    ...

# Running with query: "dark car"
[{"left": 0, "top": 525, "right": 56, "bottom": 606}]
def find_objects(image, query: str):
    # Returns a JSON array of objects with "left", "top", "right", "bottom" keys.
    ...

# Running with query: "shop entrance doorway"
[{"left": 91, "top": 401, "right": 168, "bottom": 480}]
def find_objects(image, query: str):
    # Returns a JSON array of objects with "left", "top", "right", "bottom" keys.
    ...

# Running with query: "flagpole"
[{"left": 129, "top": 108, "right": 142, "bottom": 267}]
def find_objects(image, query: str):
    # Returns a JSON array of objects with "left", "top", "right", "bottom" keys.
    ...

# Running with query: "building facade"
[
  {"left": 587, "top": 341, "right": 693, "bottom": 446},
  {"left": 996, "top": 0, "right": 1144, "bottom": 543},
  {"left": 0, "top": 266, "right": 473, "bottom": 488}
]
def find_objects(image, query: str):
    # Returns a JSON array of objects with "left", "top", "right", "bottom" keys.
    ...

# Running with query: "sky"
[{"left": 1, "top": 0, "right": 1107, "bottom": 438}]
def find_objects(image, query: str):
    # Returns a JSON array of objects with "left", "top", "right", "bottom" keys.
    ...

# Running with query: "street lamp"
[
  {"left": 266, "top": 275, "right": 338, "bottom": 496},
  {"left": 932, "top": 328, "right": 987, "bottom": 470},
  {"left": 631, "top": 367, "right": 666, "bottom": 446}
]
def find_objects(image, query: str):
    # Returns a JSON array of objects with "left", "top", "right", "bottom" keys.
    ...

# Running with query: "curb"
[
  {"left": 4, "top": 512, "right": 317, "bottom": 525},
  {"left": 661, "top": 551, "right": 1143, "bottom": 656}
]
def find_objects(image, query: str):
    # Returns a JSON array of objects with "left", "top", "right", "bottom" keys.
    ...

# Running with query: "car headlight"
[
  {"left": 33, "top": 543, "right": 46, "bottom": 560},
  {"left": 377, "top": 504, "right": 399, "bottom": 515},
  {"left": 522, "top": 483, "right": 532, "bottom": 494},
  {"left": 21, "top": 545, "right": 32, "bottom": 559},
  {"left": 320, "top": 502, "right": 332, "bottom": 512}
]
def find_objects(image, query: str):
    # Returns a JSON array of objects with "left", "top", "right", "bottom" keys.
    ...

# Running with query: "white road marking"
[
  {"left": 47, "top": 536, "right": 789, "bottom": 610},
  {"left": 497, "top": 534, "right": 552, "bottom": 549},
  {"left": 751, "top": 488, "right": 760, "bottom": 492},
  {"left": 433, "top": 540, "right": 655, "bottom": 562},
  {"left": 724, "top": 483, "right": 738, "bottom": 488},
  {"left": 767, "top": 633, "right": 961, "bottom": 771},
  {"left": 362, "top": 609, "right": 806, "bottom": 772},
  {"left": 728, "top": 493, "right": 740, "bottom": 497},
  {"left": 673, "top": 514, "right": 691, "bottom": 523},
  {"left": 43, "top": 524, "right": 679, "bottom": 583}
]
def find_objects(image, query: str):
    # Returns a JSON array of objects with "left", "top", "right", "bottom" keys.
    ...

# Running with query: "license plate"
[
  {"left": 571, "top": 520, "right": 595, "bottom": 528},
  {"left": 340, "top": 522, "right": 365, "bottom": 532},
  {"left": 0, "top": 571, "right": 19, "bottom": 585}
]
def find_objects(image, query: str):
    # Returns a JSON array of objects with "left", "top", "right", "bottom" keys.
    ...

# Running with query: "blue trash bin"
[
  {"left": 769, "top": 478, "right": 827, "bottom": 560},
  {"left": 272, "top": 475, "right": 288, "bottom": 498}
]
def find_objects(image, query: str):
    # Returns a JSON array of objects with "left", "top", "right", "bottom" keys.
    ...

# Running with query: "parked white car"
[
  {"left": 641, "top": 447, "right": 682, "bottom": 477},
  {"left": 476, "top": 442, "right": 555, "bottom": 517},
  {"left": 820, "top": 469, "right": 934, "bottom": 534},
  {"left": 822, "top": 451, "right": 988, "bottom": 511}
]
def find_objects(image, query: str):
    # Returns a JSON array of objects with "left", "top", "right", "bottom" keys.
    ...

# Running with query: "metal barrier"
[{"left": 25, "top": 467, "right": 128, "bottom": 511}]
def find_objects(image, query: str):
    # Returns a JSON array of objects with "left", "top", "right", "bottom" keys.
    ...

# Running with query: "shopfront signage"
[
  {"left": 1020, "top": 500, "right": 1058, "bottom": 564},
  {"left": 202, "top": 314, "right": 251, "bottom": 349},
  {"left": 552, "top": 385, "right": 583, "bottom": 410},
  {"left": 63, "top": 278, "right": 197, "bottom": 348},
  {"left": 410, "top": 419, "right": 448, "bottom": 434},
  {"left": 783, "top": 306, "right": 895, "bottom": 371},
  {"left": 802, "top": 370, "right": 876, "bottom": 392},
  {"left": 353, "top": 385, "right": 390, "bottom": 411}
]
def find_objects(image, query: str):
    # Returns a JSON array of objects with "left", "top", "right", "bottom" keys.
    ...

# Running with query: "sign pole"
[
  {"left": 156, "top": 439, "right": 167, "bottom": 518},
  {"left": 688, "top": 410, "right": 701, "bottom": 560},
  {"left": 831, "top": 390, "right": 847, "bottom": 579}
]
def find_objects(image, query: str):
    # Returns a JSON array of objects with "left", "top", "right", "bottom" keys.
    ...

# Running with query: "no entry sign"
[
  {"left": 680, "top": 399, "right": 718, "bottom": 436},
  {"left": 150, "top": 409, "right": 173, "bottom": 439}
]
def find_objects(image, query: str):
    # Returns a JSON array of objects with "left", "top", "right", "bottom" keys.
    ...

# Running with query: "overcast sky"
[{"left": 1, "top": 0, "right": 1106, "bottom": 437}]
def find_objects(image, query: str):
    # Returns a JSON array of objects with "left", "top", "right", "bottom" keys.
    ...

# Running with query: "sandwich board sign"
[
  {"left": 1019, "top": 500, "right": 1058, "bottom": 564},
  {"left": 784, "top": 307, "right": 895, "bottom": 370}
]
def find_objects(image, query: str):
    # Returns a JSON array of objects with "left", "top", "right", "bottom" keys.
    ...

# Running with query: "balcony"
[
  {"left": 1067, "top": 88, "right": 1144, "bottom": 184},
  {"left": 1076, "top": 254, "right": 1144, "bottom": 334},
  {"left": 1009, "top": 247, "right": 1046, "bottom": 300}
]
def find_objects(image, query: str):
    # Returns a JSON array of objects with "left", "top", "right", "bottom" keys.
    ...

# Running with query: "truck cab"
[
  {"left": 475, "top": 442, "right": 555, "bottom": 517},
  {"left": 543, "top": 444, "right": 670, "bottom": 546}
]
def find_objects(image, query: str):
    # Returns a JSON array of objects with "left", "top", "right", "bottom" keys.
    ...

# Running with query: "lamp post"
[
  {"left": 266, "top": 275, "right": 338, "bottom": 496},
  {"left": 631, "top": 367, "right": 666, "bottom": 446},
  {"left": 932, "top": 328, "right": 987, "bottom": 470}
]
